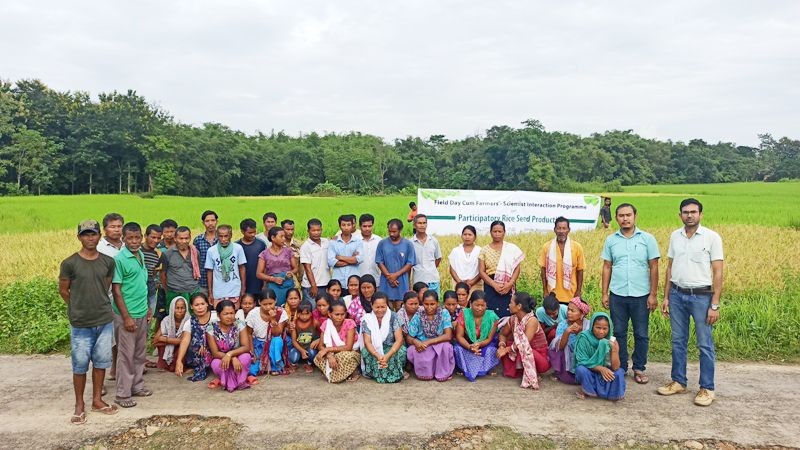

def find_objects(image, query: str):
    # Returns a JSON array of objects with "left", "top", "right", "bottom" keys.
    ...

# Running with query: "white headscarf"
[{"left": 160, "top": 296, "right": 189, "bottom": 364}]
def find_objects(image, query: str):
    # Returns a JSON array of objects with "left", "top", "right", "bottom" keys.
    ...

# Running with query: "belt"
[{"left": 673, "top": 285, "right": 713, "bottom": 295}]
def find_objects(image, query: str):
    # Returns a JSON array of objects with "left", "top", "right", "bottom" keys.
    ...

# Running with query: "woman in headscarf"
[
  {"left": 478, "top": 221, "right": 525, "bottom": 317},
  {"left": 406, "top": 291, "right": 455, "bottom": 381},
  {"left": 153, "top": 295, "right": 189, "bottom": 372},
  {"left": 453, "top": 290, "right": 500, "bottom": 381},
  {"left": 548, "top": 296, "right": 591, "bottom": 385},
  {"left": 497, "top": 292, "right": 550, "bottom": 390},
  {"left": 361, "top": 292, "right": 407, "bottom": 383},
  {"left": 574, "top": 312, "right": 626, "bottom": 401}
]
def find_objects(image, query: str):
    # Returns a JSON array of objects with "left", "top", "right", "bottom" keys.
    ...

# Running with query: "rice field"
[{"left": 0, "top": 181, "right": 798, "bottom": 360}]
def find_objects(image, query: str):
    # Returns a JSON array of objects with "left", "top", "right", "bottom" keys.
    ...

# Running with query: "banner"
[{"left": 417, "top": 188, "right": 601, "bottom": 235}]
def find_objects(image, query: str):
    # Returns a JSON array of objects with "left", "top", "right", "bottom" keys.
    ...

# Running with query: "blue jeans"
[
  {"left": 669, "top": 287, "right": 715, "bottom": 390},
  {"left": 289, "top": 347, "right": 318, "bottom": 364},
  {"left": 70, "top": 322, "right": 114, "bottom": 374},
  {"left": 609, "top": 293, "right": 649, "bottom": 372},
  {"left": 301, "top": 287, "right": 321, "bottom": 306}
]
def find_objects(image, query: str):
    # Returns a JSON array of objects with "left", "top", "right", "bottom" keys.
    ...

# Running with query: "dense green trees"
[{"left": 0, "top": 79, "right": 797, "bottom": 196}]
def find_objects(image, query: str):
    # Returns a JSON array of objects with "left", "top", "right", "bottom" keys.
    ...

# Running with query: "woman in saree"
[
  {"left": 361, "top": 292, "right": 407, "bottom": 383},
  {"left": 575, "top": 312, "right": 626, "bottom": 401},
  {"left": 314, "top": 300, "right": 361, "bottom": 382},
  {"left": 406, "top": 291, "right": 455, "bottom": 381},
  {"left": 497, "top": 292, "right": 550, "bottom": 390},
  {"left": 175, "top": 293, "right": 218, "bottom": 381},
  {"left": 478, "top": 221, "right": 524, "bottom": 317},
  {"left": 453, "top": 290, "right": 500, "bottom": 381},
  {"left": 206, "top": 300, "right": 253, "bottom": 392}
]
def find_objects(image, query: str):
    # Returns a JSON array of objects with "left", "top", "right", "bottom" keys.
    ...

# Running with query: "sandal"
[
  {"left": 132, "top": 388, "right": 152, "bottom": 397},
  {"left": 304, "top": 365, "right": 313, "bottom": 374},
  {"left": 246, "top": 376, "right": 260, "bottom": 385},
  {"left": 346, "top": 373, "right": 361, "bottom": 382},
  {"left": 575, "top": 390, "right": 586, "bottom": 400},
  {"left": 70, "top": 412, "right": 87, "bottom": 425},
  {"left": 633, "top": 370, "right": 650, "bottom": 384},
  {"left": 114, "top": 398, "right": 137, "bottom": 408},
  {"left": 91, "top": 404, "right": 119, "bottom": 415},
  {"left": 207, "top": 379, "right": 222, "bottom": 389}
]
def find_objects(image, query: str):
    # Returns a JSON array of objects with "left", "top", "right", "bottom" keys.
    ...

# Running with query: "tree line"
[{"left": 1, "top": 79, "right": 798, "bottom": 197}]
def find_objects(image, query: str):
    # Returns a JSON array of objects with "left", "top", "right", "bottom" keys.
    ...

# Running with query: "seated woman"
[
  {"left": 326, "top": 279, "right": 343, "bottom": 303},
  {"left": 548, "top": 296, "right": 591, "bottom": 385},
  {"left": 397, "top": 291, "right": 419, "bottom": 337},
  {"left": 153, "top": 295, "right": 189, "bottom": 372},
  {"left": 575, "top": 312, "right": 626, "bottom": 401},
  {"left": 247, "top": 288, "right": 289, "bottom": 377},
  {"left": 348, "top": 274, "right": 376, "bottom": 332},
  {"left": 534, "top": 293, "right": 568, "bottom": 343},
  {"left": 361, "top": 292, "right": 407, "bottom": 383},
  {"left": 235, "top": 293, "right": 257, "bottom": 321},
  {"left": 289, "top": 300, "right": 320, "bottom": 373},
  {"left": 453, "top": 290, "right": 500, "bottom": 382},
  {"left": 497, "top": 292, "right": 550, "bottom": 390},
  {"left": 206, "top": 300, "right": 253, "bottom": 392},
  {"left": 175, "top": 293, "right": 218, "bottom": 382},
  {"left": 341, "top": 275, "right": 361, "bottom": 309},
  {"left": 314, "top": 300, "right": 361, "bottom": 383},
  {"left": 406, "top": 291, "right": 455, "bottom": 382},
  {"left": 454, "top": 282, "right": 470, "bottom": 309}
]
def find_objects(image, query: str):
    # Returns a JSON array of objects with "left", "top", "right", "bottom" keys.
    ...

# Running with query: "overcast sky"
[{"left": 2, "top": 1, "right": 798, "bottom": 146}]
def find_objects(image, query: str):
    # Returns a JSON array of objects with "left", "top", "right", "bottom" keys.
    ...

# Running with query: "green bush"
[
  {"left": 0, "top": 278, "right": 70, "bottom": 353},
  {"left": 311, "top": 182, "right": 345, "bottom": 197}
]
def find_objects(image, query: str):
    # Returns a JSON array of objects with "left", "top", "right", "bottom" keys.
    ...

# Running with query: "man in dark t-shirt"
[
  {"left": 600, "top": 197, "right": 612, "bottom": 229},
  {"left": 237, "top": 218, "right": 267, "bottom": 295},
  {"left": 59, "top": 219, "right": 118, "bottom": 424}
]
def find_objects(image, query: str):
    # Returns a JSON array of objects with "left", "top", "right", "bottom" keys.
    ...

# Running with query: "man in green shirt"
[{"left": 112, "top": 222, "right": 152, "bottom": 408}]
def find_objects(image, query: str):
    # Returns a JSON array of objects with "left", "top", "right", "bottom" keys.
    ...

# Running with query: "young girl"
[
  {"left": 289, "top": 301, "right": 320, "bottom": 373},
  {"left": 361, "top": 292, "right": 407, "bottom": 383},
  {"left": 453, "top": 290, "right": 500, "bottom": 381},
  {"left": 153, "top": 296, "right": 189, "bottom": 372},
  {"left": 326, "top": 279, "right": 343, "bottom": 303},
  {"left": 175, "top": 293, "right": 218, "bottom": 382},
  {"left": 534, "top": 293, "right": 568, "bottom": 343},
  {"left": 406, "top": 291, "right": 455, "bottom": 381},
  {"left": 454, "top": 282, "right": 470, "bottom": 309},
  {"left": 342, "top": 275, "right": 361, "bottom": 309},
  {"left": 497, "top": 292, "right": 550, "bottom": 390},
  {"left": 235, "top": 293, "right": 257, "bottom": 321},
  {"left": 246, "top": 289, "right": 289, "bottom": 378},
  {"left": 397, "top": 291, "right": 419, "bottom": 336},
  {"left": 312, "top": 293, "right": 330, "bottom": 324},
  {"left": 314, "top": 300, "right": 361, "bottom": 383},
  {"left": 206, "top": 300, "right": 253, "bottom": 392},
  {"left": 442, "top": 290, "right": 461, "bottom": 330},
  {"left": 575, "top": 312, "right": 626, "bottom": 401},
  {"left": 548, "top": 296, "right": 591, "bottom": 385},
  {"left": 283, "top": 288, "right": 303, "bottom": 369}
]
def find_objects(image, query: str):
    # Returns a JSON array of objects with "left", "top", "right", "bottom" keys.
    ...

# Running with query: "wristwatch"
[{"left": 710, "top": 303, "right": 720, "bottom": 311}]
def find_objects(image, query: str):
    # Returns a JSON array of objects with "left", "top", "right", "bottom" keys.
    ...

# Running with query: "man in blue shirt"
[
  {"left": 376, "top": 218, "right": 416, "bottom": 311},
  {"left": 601, "top": 203, "right": 660, "bottom": 385},
  {"left": 327, "top": 215, "right": 364, "bottom": 286},
  {"left": 193, "top": 210, "right": 218, "bottom": 293}
]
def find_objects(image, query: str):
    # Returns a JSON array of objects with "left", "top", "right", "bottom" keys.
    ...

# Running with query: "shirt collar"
[
  {"left": 680, "top": 224, "right": 704, "bottom": 237},
  {"left": 614, "top": 227, "right": 642, "bottom": 239},
  {"left": 121, "top": 246, "right": 140, "bottom": 258}
]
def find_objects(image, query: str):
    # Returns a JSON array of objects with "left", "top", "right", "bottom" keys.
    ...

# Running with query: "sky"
[{"left": 1, "top": 1, "right": 798, "bottom": 146}]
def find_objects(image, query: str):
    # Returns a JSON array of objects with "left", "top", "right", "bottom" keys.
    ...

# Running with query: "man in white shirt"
[
  {"left": 411, "top": 214, "right": 442, "bottom": 296},
  {"left": 300, "top": 218, "right": 331, "bottom": 304},
  {"left": 357, "top": 214, "right": 382, "bottom": 287},
  {"left": 98, "top": 213, "right": 124, "bottom": 259},
  {"left": 658, "top": 198, "right": 724, "bottom": 407}
]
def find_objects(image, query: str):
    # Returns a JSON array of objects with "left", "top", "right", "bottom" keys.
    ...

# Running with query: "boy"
[
  {"left": 257, "top": 212, "right": 278, "bottom": 245},
  {"left": 237, "top": 218, "right": 267, "bottom": 295}
]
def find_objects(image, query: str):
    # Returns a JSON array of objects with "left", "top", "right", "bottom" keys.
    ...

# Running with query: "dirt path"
[{"left": 0, "top": 355, "right": 798, "bottom": 449}]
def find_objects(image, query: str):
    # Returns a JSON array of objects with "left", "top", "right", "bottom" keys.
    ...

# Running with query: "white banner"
[{"left": 417, "top": 188, "right": 601, "bottom": 235}]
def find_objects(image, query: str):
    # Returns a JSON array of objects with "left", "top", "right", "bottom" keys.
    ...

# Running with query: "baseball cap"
[{"left": 77, "top": 219, "right": 101, "bottom": 235}]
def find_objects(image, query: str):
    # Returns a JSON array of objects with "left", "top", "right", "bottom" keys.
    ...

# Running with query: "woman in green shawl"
[
  {"left": 574, "top": 312, "right": 626, "bottom": 401},
  {"left": 453, "top": 290, "right": 501, "bottom": 381}
]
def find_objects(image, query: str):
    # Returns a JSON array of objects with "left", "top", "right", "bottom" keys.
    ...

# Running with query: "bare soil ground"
[{"left": 0, "top": 355, "right": 797, "bottom": 449}]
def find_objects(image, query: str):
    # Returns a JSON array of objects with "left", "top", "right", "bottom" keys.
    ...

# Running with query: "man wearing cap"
[{"left": 59, "top": 220, "right": 119, "bottom": 424}]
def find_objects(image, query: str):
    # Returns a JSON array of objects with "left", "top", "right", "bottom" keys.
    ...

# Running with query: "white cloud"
[{"left": 1, "top": 0, "right": 798, "bottom": 145}]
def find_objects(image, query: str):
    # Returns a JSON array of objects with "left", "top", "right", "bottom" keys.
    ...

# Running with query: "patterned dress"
[{"left": 360, "top": 312, "right": 407, "bottom": 383}]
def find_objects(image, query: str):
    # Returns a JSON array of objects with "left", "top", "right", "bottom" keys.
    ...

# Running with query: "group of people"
[{"left": 59, "top": 197, "right": 724, "bottom": 425}]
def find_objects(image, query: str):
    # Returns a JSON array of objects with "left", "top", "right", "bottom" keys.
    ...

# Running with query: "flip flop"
[
  {"left": 304, "top": 365, "right": 313, "bottom": 374},
  {"left": 246, "top": 376, "right": 260, "bottom": 385},
  {"left": 91, "top": 404, "right": 119, "bottom": 415},
  {"left": 207, "top": 379, "right": 221, "bottom": 389},
  {"left": 633, "top": 370, "right": 650, "bottom": 384},
  {"left": 132, "top": 388, "right": 153, "bottom": 397},
  {"left": 70, "top": 412, "right": 87, "bottom": 425},
  {"left": 114, "top": 398, "right": 137, "bottom": 408}
]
